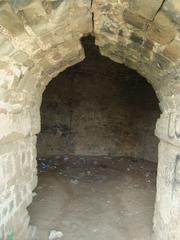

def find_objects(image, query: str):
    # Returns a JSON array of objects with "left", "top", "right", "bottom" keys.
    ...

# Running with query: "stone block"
[
  {"left": 163, "top": 40, "right": 180, "bottom": 61},
  {"left": 0, "top": 2, "right": 24, "bottom": 35},
  {"left": 22, "top": 0, "right": 47, "bottom": 25},
  {"left": 123, "top": 10, "right": 149, "bottom": 30},
  {"left": 129, "top": 0, "right": 164, "bottom": 20},
  {"left": 153, "top": 53, "right": 173, "bottom": 71},
  {"left": 130, "top": 32, "right": 144, "bottom": 45},
  {"left": 147, "top": 11, "right": 176, "bottom": 45},
  {"left": 0, "top": 111, "right": 32, "bottom": 143},
  {"left": 0, "top": 34, "right": 15, "bottom": 57},
  {"left": 10, "top": 0, "right": 32, "bottom": 9},
  {"left": 50, "top": 0, "right": 65, "bottom": 10},
  {"left": 163, "top": 0, "right": 180, "bottom": 24},
  {"left": 11, "top": 51, "right": 30, "bottom": 65},
  {"left": 143, "top": 40, "right": 154, "bottom": 50}
]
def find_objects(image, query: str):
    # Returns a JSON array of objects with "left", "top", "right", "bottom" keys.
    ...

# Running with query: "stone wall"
[
  {"left": 0, "top": 0, "right": 179, "bottom": 239},
  {"left": 92, "top": 0, "right": 180, "bottom": 113},
  {"left": 92, "top": 1, "right": 180, "bottom": 239},
  {"left": 0, "top": 1, "right": 92, "bottom": 239},
  {"left": 37, "top": 37, "right": 160, "bottom": 162}
]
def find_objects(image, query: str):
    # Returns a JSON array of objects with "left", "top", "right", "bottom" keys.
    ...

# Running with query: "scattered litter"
[
  {"left": 87, "top": 170, "right": 91, "bottom": 175},
  {"left": 64, "top": 156, "right": 69, "bottom": 161},
  {"left": 146, "top": 179, "right": 151, "bottom": 183},
  {"left": 40, "top": 162, "right": 50, "bottom": 172},
  {"left": 70, "top": 179, "right": 79, "bottom": 185},
  {"left": 49, "top": 230, "right": 63, "bottom": 240},
  {"left": 126, "top": 167, "right": 130, "bottom": 171}
]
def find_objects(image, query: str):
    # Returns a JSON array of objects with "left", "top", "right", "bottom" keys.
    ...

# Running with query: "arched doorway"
[{"left": 29, "top": 37, "right": 160, "bottom": 240}]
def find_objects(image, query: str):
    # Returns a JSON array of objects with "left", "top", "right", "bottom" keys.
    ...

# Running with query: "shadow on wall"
[{"left": 37, "top": 36, "right": 160, "bottom": 162}]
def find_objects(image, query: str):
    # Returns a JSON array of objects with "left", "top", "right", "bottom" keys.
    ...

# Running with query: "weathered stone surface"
[
  {"left": 0, "top": 34, "right": 15, "bottom": 57},
  {"left": 10, "top": 0, "right": 32, "bottom": 9},
  {"left": 153, "top": 140, "right": 180, "bottom": 240},
  {"left": 130, "top": 32, "right": 144, "bottom": 45},
  {"left": 0, "top": 136, "right": 37, "bottom": 240},
  {"left": 21, "top": 1, "right": 47, "bottom": 25},
  {"left": 129, "top": 0, "right": 164, "bottom": 20},
  {"left": 147, "top": 11, "right": 176, "bottom": 45},
  {"left": 153, "top": 53, "right": 173, "bottom": 71},
  {"left": 0, "top": 1, "right": 92, "bottom": 239},
  {"left": 163, "top": 0, "right": 180, "bottom": 24},
  {"left": 123, "top": 9, "right": 149, "bottom": 30},
  {"left": 0, "top": 2, "right": 24, "bottom": 35},
  {"left": 163, "top": 40, "right": 180, "bottom": 61}
]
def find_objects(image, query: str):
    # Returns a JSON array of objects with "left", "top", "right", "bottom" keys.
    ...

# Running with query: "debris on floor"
[
  {"left": 30, "top": 156, "right": 157, "bottom": 240},
  {"left": 70, "top": 179, "right": 79, "bottom": 184},
  {"left": 64, "top": 155, "right": 69, "bottom": 161},
  {"left": 38, "top": 158, "right": 59, "bottom": 172},
  {"left": 39, "top": 160, "right": 50, "bottom": 172},
  {"left": 49, "top": 230, "right": 63, "bottom": 240}
]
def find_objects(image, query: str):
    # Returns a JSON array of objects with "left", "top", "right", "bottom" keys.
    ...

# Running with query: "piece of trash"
[
  {"left": 39, "top": 161, "right": 50, "bottom": 172},
  {"left": 126, "top": 167, "right": 130, "bottom": 171},
  {"left": 64, "top": 156, "right": 69, "bottom": 161},
  {"left": 49, "top": 230, "right": 63, "bottom": 240},
  {"left": 70, "top": 179, "right": 79, "bottom": 185}
]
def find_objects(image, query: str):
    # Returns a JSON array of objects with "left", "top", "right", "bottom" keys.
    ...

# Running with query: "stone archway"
[{"left": 0, "top": 1, "right": 179, "bottom": 239}]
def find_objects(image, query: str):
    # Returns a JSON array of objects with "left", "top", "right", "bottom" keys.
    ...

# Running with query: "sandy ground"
[{"left": 28, "top": 156, "right": 157, "bottom": 240}]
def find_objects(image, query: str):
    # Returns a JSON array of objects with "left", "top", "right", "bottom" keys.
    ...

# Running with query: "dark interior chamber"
[{"left": 37, "top": 36, "right": 160, "bottom": 162}]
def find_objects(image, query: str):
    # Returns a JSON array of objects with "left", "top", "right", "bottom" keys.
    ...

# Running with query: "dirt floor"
[{"left": 28, "top": 156, "right": 157, "bottom": 240}]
